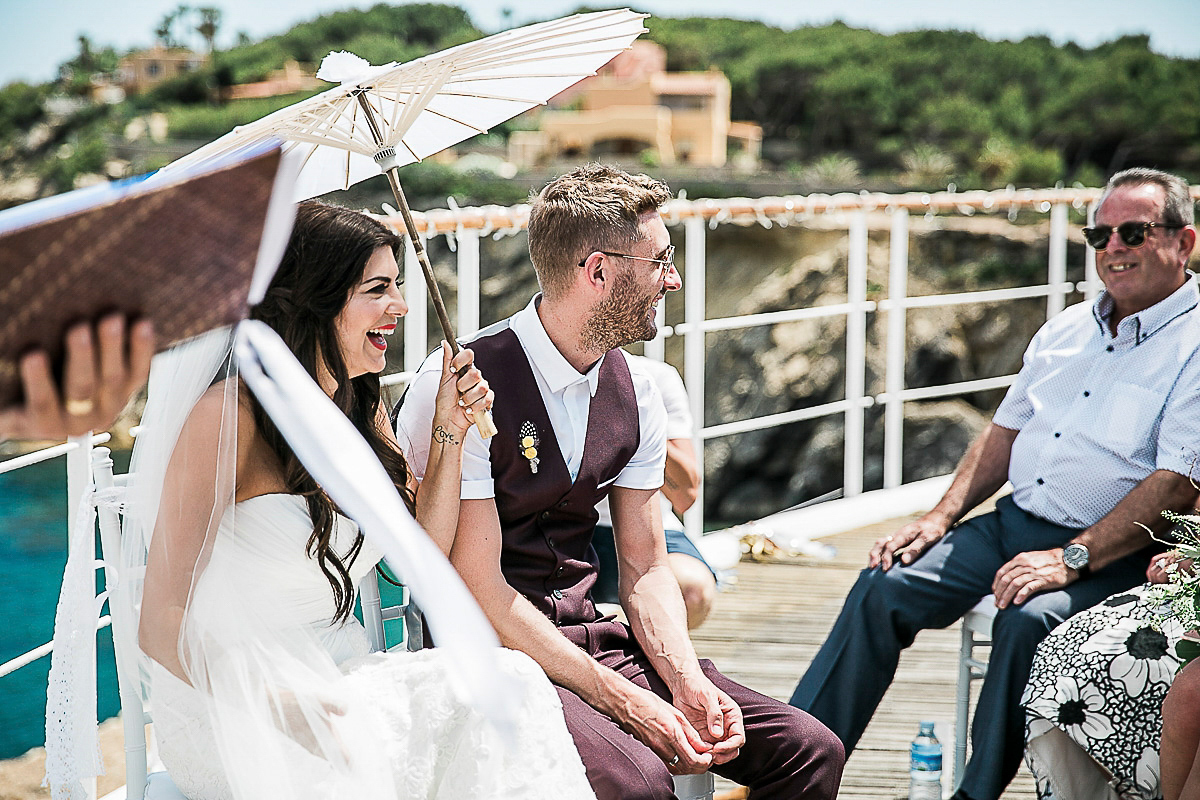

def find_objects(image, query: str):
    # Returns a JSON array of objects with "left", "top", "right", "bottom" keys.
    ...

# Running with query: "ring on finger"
[
  {"left": 65, "top": 397, "right": 96, "bottom": 416},
  {"left": 668, "top": 755, "right": 680, "bottom": 767}
]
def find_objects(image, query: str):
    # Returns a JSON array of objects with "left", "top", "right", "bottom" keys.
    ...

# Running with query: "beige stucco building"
[
  {"left": 509, "top": 42, "right": 760, "bottom": 169},
  {"left": 117, "top": 46, "right": 207, "bottom": 94},
  {"left": 224, "top": 60, "right": 323, "bottom": 101}
]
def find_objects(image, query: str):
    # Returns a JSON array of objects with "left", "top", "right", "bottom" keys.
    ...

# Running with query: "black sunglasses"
[{"left": 1082, "top": 221, "right": 1183, "bottom": 251}]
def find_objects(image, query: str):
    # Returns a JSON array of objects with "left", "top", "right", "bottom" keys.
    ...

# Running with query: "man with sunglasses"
[
  {"left": 791, "top": 167, "right": 1200, "bottom": 800},
  {"left": 397, "top": 163, "right": 844, "bottom": 799}
]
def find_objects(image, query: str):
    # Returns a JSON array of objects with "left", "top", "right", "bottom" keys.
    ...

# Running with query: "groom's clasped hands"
[{"left": 611, "top": 670, "right": 745, "bottom": 774}]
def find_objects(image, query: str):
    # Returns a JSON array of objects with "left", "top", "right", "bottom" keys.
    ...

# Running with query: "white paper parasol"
[
  {"left": 161, "top": 8, "right": 649, "bottom": 438},
  {"left": 165, "top": 9, "right": 648, "bottom": 200}
]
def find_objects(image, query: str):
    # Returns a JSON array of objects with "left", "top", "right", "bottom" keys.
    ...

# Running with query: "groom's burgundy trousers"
[{"left": 556, "top": 619, "right": 844, "bottom": 800}]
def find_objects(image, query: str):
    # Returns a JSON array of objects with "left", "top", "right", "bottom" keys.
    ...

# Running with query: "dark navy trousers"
[{"left": 789, "top": 495, "right": 1151, "bottom": 800}]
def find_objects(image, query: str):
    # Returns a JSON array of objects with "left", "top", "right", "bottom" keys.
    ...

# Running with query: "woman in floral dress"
[{"left": 1022, "top": 552, "right": 1189, "bottom": 800}]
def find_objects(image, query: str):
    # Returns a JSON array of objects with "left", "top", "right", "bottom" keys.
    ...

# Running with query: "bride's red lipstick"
[{"left": 367, "top": 323, "right": 395, "bottom": 351}]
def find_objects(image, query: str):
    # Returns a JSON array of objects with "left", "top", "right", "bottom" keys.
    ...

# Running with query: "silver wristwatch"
[{"left": 1062, "top": 543, "right": 1091, "bottom": 578}]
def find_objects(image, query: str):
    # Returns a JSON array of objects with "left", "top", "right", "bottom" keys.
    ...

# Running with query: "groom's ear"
[{"left": 578, "top": 252, "right": 607, "bottom": 294}]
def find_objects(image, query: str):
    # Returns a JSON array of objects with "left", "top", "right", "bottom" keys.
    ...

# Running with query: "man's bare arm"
[
  {"left": 611, "top": 486, "right": 745, "bottom": 764},
  {"left": 870, "top": 423, "right": 1018, "bottom": 569},
  {"left": 662, "top": 437, "right": 699, "bottom": 514},
  {"left": 612, "top": 487, "right": 698, "bottom": 680},
  {"left": 450, "top": 498, "right": 717, "bottom": 772},
  {"left": 993, "top": 469, "right": 1198, "bottom": 608}
]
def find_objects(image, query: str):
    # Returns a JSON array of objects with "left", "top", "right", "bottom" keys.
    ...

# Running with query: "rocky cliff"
[{"left": 399, "top": 211, "right": 1090, "bottom": 525}]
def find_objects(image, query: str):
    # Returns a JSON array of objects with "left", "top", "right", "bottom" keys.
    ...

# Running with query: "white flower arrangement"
[{"left": 1148, "top": 510, "right": 1200, "bottom": 664}]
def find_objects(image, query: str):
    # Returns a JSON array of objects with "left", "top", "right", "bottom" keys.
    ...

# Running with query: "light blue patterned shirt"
[{"left": 994, "top": 275, "right": 1200, "bottom": 528}]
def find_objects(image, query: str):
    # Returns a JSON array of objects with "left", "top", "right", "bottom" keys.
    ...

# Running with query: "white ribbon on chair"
[{"left": 44, "top": 485, "right": 123, "bottom": 799}]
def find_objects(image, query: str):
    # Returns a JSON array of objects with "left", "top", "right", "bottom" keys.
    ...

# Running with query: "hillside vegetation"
[
  {"left": 1, "top": 4, "right": 1196, "bottom": 206},
  {"left": 650, "top": 17, "right": 1200, "bottom": 187}
]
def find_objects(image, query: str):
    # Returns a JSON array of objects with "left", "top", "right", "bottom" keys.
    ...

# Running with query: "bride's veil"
[
  {"left": 45, "top": 197, "right": 524, "bottom": 799},
  {"left": 114, "top": 326, "right": 398, "bottom": 800}
]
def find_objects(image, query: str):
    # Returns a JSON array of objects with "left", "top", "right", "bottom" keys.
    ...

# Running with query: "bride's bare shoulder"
[{"left": 178, "top": 379, "right": 258, "bottom": 444}]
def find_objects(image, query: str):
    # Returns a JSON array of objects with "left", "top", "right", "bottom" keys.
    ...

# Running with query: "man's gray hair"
[
  {"left": 527, "top": 163, "right": 671, "bottom": 300},
  {"left": 1104, "top": 167, "right": 1194, "bottom": 226}
]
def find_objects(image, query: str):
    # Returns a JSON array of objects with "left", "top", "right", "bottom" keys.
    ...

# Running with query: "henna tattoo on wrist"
[{"left": 433, "top": 425, "right": 460, "bottom": 446}]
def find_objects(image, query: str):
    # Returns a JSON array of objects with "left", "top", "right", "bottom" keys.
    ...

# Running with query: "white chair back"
[
  {"left": 92, "top": 446, "right": 179, "bottom": 800},
  {"left": 954, "top": 596, "right": 998, "bottom": 791}
]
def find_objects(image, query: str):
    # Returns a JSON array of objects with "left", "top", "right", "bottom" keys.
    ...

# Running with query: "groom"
[{"left": 396, "top": 163, "right": 843, "bottom": 799}]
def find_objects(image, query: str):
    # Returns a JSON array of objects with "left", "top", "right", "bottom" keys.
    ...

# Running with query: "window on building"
[{"left": 660, "top": 94, "right": 709, "bottom": 111}]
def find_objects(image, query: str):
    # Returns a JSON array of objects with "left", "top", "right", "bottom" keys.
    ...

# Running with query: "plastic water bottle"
[{"left": 908, "top": 720, "right": 942, "bottom": 800}]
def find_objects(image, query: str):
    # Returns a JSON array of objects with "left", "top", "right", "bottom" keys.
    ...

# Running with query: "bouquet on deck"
[{"left": 1150, "top": 510, "right": 1200, "bottom": 665}]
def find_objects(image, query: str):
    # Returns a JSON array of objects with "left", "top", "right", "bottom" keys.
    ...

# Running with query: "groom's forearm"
[{"left": 451, "top": 498, "right": 638, "bottom": 713}]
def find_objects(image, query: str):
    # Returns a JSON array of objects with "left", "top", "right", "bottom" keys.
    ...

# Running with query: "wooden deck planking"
[{"left": 690, "top": 513, "right": 1037, "bottom": 799}]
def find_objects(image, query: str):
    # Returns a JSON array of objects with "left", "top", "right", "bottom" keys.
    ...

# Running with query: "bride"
[{"left": 124, "top": 201, "right": 594, "bottom": 799}]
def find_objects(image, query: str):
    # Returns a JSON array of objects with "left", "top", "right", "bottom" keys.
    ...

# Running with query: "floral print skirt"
[{"left": 1021, "top": 583, "right": 1186, "bottom": 800}]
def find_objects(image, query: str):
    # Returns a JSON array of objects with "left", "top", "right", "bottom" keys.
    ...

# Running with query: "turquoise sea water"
[{"left": 0, "top": 452, "right": 126, "bottom": 760}]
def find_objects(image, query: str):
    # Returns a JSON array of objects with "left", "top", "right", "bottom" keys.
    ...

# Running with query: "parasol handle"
[{"left": 382, "top": 168, "right": 498, "bottom": 440}]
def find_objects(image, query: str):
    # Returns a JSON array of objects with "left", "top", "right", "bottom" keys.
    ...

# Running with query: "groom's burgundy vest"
[{"left": 470, "top": 327, "right": 640, "bottom": 626}]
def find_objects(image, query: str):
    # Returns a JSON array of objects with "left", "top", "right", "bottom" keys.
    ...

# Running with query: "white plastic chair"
[
  {"left": 673, "top": 772, "right": 715, "bottom": 800},
  {"left": 953, "top": 595, "right": 997, "bottom": 791},
  {"left": 92, "top": 446, "right": 181, "bottom": 800}
]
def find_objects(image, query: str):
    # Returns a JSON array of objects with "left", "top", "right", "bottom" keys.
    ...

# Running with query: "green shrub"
[
  {"left": 40, "top": 130, "right": 108, "bottom": 191},
  {"left": 0, "top": 82, "right": 49, "bottom": 140},
  {"left": 796, "top": 153, "right": 862, "bottom": 189},
  {"left": 1009, "top": 145, "right": 1065, "bottom": 187},
  {"left": 164, "top": 90, "right": 322, "bottom": 140},
  {"left": 900, "top": 144, "right": 956, "bottom": 188}
]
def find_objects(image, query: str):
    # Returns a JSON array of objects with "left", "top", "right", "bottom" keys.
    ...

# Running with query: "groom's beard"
[{"left": 580, "top": 269, "right": 660, "bottom": 353}]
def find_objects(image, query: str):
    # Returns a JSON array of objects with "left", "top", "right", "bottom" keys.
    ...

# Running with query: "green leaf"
[{"left": 1175, "top": 638, "right": 1200, "bottom": 666}]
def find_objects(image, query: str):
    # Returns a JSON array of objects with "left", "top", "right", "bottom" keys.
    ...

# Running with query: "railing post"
[
  {"left": 457, "top": 228, "right": 481, "bottom": 337},
  {"left": 844, "top": 212, "right": 868, "bottom": 497},
  {"left": 64, "top": 433, "right": 96, "bottom": 800},
  {"left": 883, "top": 209, "right": 909, "bottom": 489},
  {"left": 683, "top": 215, "right": 706, "bottom": 541},
  {"left": 1084, "top": 201, "right": 1099, "bottom": 301},
  {"left": 644, "top": 299, "right": 666, "bottom": 362},
  {"left": 404, "top": 235, "right": 428, "bottom": 372},
  {"left": 65, "top": 433, "right": 91, "bottom": 539},
  {"left": 1048, "top": 203, "right": 1068, "bottom": 317}
]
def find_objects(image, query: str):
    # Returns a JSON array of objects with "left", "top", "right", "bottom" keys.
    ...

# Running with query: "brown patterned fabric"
[{"left": 0, "top": 148, "right": 280, "bottom": 407}]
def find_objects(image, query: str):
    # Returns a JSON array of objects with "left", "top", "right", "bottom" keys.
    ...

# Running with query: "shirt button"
[
  {"left": 558, "top": 500, "right": 568, "bottom": 508},
  {"left": 1054, "top": 432, "right": 1061, "bottom": 438},
  {"left": 556, "top": 566, "right": 565, "bottom": 576},
  {"left": 547, "top": 538, "right": 555, "bottom": 548},
  {"left": 1106, "top": 345, "right": 1114, "bottom": 352},
  {"left": 1083, "top": 391, "right": 1090, "bottom": 397},
  {"left": 552, "top": 589, "right": 564, "bottom": 600},
  {"left": 540, "top": 511, "right": 550, "bottom": 520},
  {"left": 1036, "top": 478, "right": 1045, "bottom": 485}
]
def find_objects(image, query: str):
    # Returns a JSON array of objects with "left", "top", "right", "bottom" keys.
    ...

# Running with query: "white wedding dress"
[{"left": 149, "top": 493, "right": 594, "bottom": 800}]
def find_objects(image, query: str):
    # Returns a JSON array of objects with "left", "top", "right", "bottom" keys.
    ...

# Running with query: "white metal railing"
[
  {"left": 5, "top": 182, "right": 1199, "bottom": 720},
  {"left": 375, "top": 184, "right": 1200, "bottom": 539}
]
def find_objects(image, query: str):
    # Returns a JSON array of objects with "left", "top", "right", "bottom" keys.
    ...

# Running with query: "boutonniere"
[{"left": 519, "top": 421, "right": 540, "bottom": 474}]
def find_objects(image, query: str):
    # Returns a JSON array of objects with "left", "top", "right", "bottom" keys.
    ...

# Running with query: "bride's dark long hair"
[{"left": 249, "top": 200, "right": 416, "bottom": 623}]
